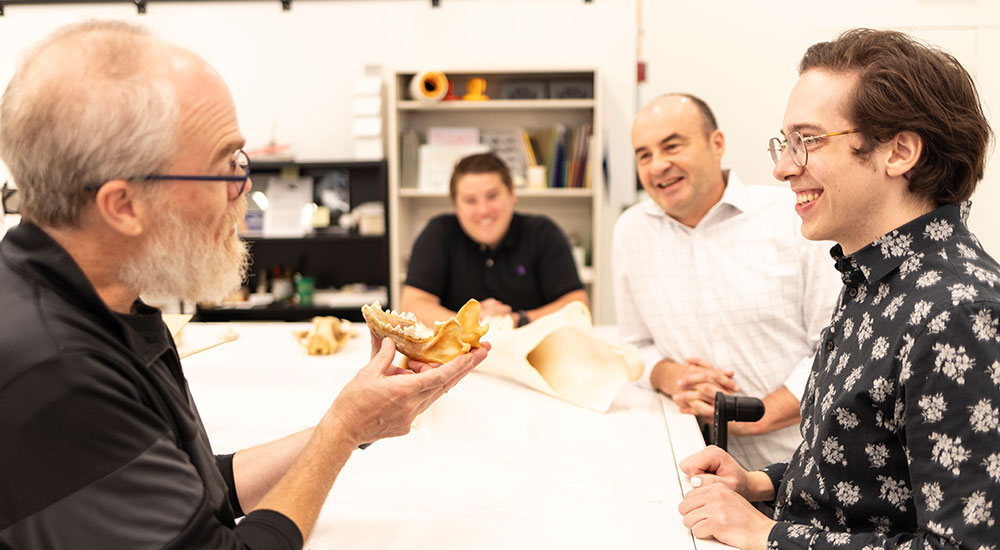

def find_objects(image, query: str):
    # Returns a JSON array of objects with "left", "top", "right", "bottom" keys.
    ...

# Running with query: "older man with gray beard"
[{"left": 0, "top": 20, "right": 487, "bottom": 550}]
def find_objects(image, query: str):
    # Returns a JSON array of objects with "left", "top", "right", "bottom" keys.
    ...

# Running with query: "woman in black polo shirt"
[{"left": 401, "top": 152, "right": 587, "bottom": 327}]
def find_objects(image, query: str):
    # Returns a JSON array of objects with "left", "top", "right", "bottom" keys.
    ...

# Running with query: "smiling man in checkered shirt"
[
  {"left": 677, "top": 28, "right": 999, "bottom": 550},
  {"left": 614, "top": 93, "right": 841, "bottom": 471}
]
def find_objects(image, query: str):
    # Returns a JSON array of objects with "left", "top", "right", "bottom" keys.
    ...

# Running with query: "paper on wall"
[
  {"left": 263, "top": 177, "right": 313, "bottom": 237},
  {"left": 418, "top": 143, "right": 489, "bottom": 191}
]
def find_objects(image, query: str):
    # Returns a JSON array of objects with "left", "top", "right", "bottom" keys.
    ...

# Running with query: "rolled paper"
[
  {"left": 409, "top": 71, "right": 448, "bottom": 105},
  {"left": 475, "top": 302, "right": 643, "bottom": 413}
]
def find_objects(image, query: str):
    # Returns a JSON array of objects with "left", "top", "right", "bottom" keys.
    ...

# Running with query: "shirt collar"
[
  {"left": 830, "top": 201, "right": 971, "bottom": 285},
  {"left": 641, "top": 169, "right": 748, "bottom": 223},
  {"left": 716, "top": 170, "right": 752, "bottom": 214},
  {"left": 2, "top": 221, "right": 109, "bottom": 314},
  {"left": 1, "top": 221, "right": 172, "bottom": 364}
]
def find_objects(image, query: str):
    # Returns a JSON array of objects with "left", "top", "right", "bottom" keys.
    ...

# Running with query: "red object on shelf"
[{"left": 443, "top": 79, "right": 459, "bottom": 101}]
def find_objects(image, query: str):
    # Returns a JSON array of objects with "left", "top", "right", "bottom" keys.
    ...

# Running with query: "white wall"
[
  {"left": 0, "top": 1, "right": 635, "bottom": 166},
  {"left": 4, "top": 1, "right": 998, "bottom": 322},
  {"left": 0, "top": 0, "right": 637, "bottom": 322},
  {"left": 639, "top": 0, "right": 1000, "bottom": 257}
]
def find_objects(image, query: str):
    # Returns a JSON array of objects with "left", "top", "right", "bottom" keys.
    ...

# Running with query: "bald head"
[
  {"left": 0, "top": 21, "right": 189, "bottom": 227},
  {"left": 635, "top": 94, "right": 718, "bottom": 140}
]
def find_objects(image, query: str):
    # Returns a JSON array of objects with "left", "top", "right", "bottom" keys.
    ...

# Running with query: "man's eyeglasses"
[
  {"left": 2, "top": 182, "right": 20, "bottom": 215},
  {"left": 768, "top": 130, "right": 859, "bottom": 167},
  {"left": 84, "top": 149, "right": 251, "bottom": 198}
]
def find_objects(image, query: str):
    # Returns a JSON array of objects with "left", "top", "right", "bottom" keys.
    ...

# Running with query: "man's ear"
[
  {"left": 710, "top": 129, "right": 726, "bottom": 158},
  {"left": 92, "top": 180, "right": 146, "bottom": 236},
  {"left": 885, "top": 130, "right": 922, "bottom": 178}
]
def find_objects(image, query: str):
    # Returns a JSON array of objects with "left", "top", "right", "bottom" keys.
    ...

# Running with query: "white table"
[{"left": 179, "top": 322, "right": 734, "bottom": 550}]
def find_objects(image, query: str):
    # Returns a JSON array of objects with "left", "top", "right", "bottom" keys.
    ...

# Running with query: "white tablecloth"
[{"left": 179, "top": 322, "right": 734, "bottom": 550}]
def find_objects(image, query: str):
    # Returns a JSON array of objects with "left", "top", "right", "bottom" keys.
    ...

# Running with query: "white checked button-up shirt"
[{"left": 613, "top": 172, "right": 842, "bottom": 469}]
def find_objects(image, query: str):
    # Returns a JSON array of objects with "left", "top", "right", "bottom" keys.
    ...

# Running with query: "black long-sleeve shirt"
[
  {"left": 0, "top": 222, "right": 301, "bottom": 549},
  {"left": 765, "top": 203, "right": 1000, "bottom": 548}
]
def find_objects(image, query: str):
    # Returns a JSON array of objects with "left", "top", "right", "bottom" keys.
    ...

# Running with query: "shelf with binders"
[{"left": 396, "top": 116, "right": 595, "bottom": 189}]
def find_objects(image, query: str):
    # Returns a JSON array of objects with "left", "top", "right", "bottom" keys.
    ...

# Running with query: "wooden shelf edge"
[{"left": 398, "top": 99, "right": 593, "bottom": 111}]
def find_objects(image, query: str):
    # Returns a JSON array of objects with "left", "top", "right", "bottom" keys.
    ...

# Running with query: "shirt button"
[
  {"left": 848, "top": 287, "right": 858, "bottom": 297},
  {"left": 486, "top": 258, "right": 494, "bottom": 268},
  {"left": 825, "top": 340, "right": 835, "bottom": 351}
]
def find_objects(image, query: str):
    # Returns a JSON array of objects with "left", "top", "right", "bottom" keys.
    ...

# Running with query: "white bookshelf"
[{"left": 386, "top": 69, "right": 605, "bottom": 318}]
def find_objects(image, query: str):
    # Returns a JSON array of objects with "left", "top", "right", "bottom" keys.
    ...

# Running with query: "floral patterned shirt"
[{"left": 766, "top": 203, "right": 1000, "bottom": 549}]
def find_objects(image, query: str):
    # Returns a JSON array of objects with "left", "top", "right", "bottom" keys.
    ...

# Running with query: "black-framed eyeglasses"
[
  {"left": 84, "top": 149, "right": 251, "bottom": 198},
  {"left": 2, "top": 182, "right": 20, "bottom": 215},
  {"left": 768, "top": 130, "right": 859, "bottom": 167}
]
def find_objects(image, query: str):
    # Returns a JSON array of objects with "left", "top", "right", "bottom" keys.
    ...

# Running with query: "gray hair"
[{"left": 0, "top": 20, "right": 178, "bottom": 228}]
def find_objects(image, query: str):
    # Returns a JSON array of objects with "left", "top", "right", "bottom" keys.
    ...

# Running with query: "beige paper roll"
[
  {"left": 476, "top": 302, "right": 643, "bottom": 412},
  {"left": 409, "top": 71, "right": 448, "bottom": 104}
]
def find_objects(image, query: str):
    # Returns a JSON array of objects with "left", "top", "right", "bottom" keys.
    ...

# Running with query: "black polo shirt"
[
  {"left": 405, "top": 213, "right": 583, "bottom": 312},
  {"left": 0, "top": 222, "right": 301, "bottom": 549}
]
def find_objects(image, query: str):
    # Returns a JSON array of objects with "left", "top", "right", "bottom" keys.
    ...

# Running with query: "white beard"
[{"left": 119, "top": 198, "right": 248, "bottom": 303}]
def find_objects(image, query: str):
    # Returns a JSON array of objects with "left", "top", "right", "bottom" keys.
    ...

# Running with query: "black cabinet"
[{"left": 194, "top": 160, "right": 389, "bottom": 322}]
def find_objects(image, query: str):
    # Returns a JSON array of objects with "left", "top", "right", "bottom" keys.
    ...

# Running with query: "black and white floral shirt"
[{"left": 765, "top": 203, "right": 1000, "bottom": 549}]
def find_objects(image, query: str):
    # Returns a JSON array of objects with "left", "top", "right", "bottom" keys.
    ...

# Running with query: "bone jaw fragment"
[{"left": 361, "top": 299, "right": 488, "bottom": 364}]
